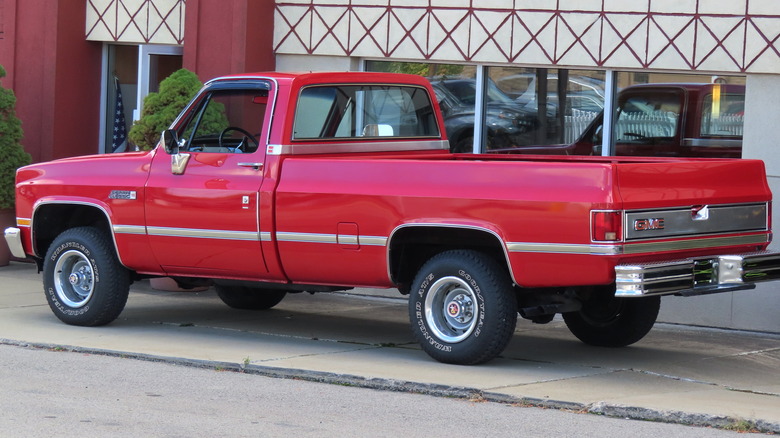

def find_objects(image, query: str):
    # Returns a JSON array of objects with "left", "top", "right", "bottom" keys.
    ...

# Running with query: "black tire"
[
  {"left": 450, "top": 133, "right": 474, "bottom": 153},
  {"left": 43, "top": 227, "right": 130, "bottom": 326},
  {"left": 409, "top": 250, "right": 517, "bottom": 365},
  {"left": 563, "top": 291, "right": 660, "bottom": 347},
  {"left": 215, "top": 285, "right": 286, "bottom": 310}
]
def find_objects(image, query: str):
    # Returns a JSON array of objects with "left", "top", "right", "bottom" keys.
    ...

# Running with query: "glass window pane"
[
  {"left": 366, "top": 60, "right": 476, "bottom": 152},
  {"left": 605, "top": 73, "right": 745, "bottom": 158},
  {"left": 293, "top": 84, "right": 439, "bottom": 140},
  {"left": 700, "top": 90, "right": 744, "bottom": 137},
  {"left": 105, "top": 45, "right": 138, "bottom": 153},
  {"left": 488, "top": 67, "right": 605, "bottom": 153},
  {"left": 180, "top": 88, "right": 267, "bottom": 154}
]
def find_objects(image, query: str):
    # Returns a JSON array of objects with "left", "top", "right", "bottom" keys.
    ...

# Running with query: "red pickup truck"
[{"left": 4, "top": 72, "right": 779, "bottom": 365}]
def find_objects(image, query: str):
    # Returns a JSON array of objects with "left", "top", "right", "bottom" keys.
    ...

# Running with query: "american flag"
[{"left": 112, "top": 76, "right": 128, "bottom": 153}]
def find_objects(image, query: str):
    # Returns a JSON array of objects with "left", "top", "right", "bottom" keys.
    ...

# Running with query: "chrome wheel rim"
[
  {"left": 424, "top": 276, "right": 478, "bottom": 343},
  {"left": 53, "top": 250, "right": 95, "bottom": 308}
]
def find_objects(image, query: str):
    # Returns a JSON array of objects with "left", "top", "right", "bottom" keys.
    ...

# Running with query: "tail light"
[
  {"left": 592, "top": 210, "right": 623, "bottom": 242},
  {"left": 768, "top": 202, "right": 773, "bottom": 243}
]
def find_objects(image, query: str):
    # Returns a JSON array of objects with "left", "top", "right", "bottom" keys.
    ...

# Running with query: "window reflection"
[
  {"left": 365, "top": 60, "right": 746, "bottom": 158},
  {"left": 605, "top": 73, "right": 745, "bottom": 158},
  {"left": 489, "top": 67, "right": 605, "bottom": 151}
]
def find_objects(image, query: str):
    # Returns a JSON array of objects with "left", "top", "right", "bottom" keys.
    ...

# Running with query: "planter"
[{"left": 0, "top": 208, "right": 14, "bottom": 267}]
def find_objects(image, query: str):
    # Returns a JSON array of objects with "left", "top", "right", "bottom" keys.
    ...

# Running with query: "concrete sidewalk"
[{"left": 1, "top": 261, "right": 779, "bottom": 433}]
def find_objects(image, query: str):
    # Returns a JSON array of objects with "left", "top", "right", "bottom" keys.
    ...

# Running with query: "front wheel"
[
  {"left": 409, "top": 250, "right": 517, "bottom": 365},
  {"left": 43, "top": 227, "right": 130, "bottom": 326},
  {"left": 563, "top": 291, "right": 660, "bottom": 347}
]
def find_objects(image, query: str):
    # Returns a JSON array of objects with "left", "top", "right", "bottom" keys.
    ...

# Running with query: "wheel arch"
[
  {"left": 31, "top": 200, "right": 119, "bottom": 263},
  {"left": 387, "top": 223, "right": 515, "bottom": 293}
]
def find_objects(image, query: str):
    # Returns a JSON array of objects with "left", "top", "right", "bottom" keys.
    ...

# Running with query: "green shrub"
[
  {"left": 129, "top": 68, "right": 226, "bottom": 150},
  {"left": 0, "top": 65, "right": 32, "bottom": 210}
]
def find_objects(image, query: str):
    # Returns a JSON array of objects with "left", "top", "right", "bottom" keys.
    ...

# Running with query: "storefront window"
[
  {"left": 488, "top": 67, "right": 605, "bottom": 153},
  {"left": 598, "top": 73, "right": 746, "bottom": 158},
  {"left": 366, "top": 60, "right": 604, "bottom": 153},
  {"left": 365, "top": 60, "right": 746, "bottom": 158}
]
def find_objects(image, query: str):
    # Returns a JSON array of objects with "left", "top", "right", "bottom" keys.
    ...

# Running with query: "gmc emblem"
[{"left": 634, "top": 218, "right": 665, "bottom": 231}]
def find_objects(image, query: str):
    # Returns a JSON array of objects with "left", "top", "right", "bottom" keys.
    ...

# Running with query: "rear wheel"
[
  {"left": 409, "top": 250, "right": 517, "bottom": 365},
  {"left": 563, "top": 290, "right": 660, "bottom": 347},
  {"left": 215, "top": 285, "right": 286, "bottom": 310},
  {"left": 43, "top": 227, "right": 130, "bottom": 326}
]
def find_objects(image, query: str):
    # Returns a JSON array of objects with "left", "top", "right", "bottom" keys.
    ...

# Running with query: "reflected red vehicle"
[{"left": 493, "top": 83, "right": 745, "bottom": 158}]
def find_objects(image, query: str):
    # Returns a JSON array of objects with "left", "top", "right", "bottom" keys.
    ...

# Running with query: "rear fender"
[{"left": 386, "top": 222, "right": 515, "bottom": 292}]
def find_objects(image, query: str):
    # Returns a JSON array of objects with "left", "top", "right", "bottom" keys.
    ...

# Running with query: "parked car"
[
  {"left": 496, "top": 73, "right": 605, "bottom": 115},
  {"left": 429, "top": 78, "right": 537, "bottom": 152}
]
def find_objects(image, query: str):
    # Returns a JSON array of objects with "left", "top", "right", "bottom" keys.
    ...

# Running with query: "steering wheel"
[
  {"left": 622, "top": 132, "right": 648, "bottom": 140},
  {"left": 218, "top": 126, "right": 258, "bottom": 152}
]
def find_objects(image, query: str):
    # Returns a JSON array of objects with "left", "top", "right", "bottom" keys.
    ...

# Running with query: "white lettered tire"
[
  {"left": 409, "top": 250, "right": 517, "bottom": 365},
  {"left": 43, "top": 227, "right": 130, "bottom": 326}
]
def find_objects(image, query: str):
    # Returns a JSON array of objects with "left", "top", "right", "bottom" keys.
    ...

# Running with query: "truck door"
[{"left": 144, "top": 80, "right": 272, "bottom": 278}]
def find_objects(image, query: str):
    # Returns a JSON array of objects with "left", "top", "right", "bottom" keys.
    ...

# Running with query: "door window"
[{"left": 179, "top": 88, "right": 269, "bottom": 154}]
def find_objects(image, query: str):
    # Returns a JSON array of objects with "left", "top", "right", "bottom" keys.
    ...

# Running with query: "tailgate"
[
  {"left": 616, "top": 159, "right": 771, "bottom": 209},
  {"left": 615, "top": 159, "right": 771, "bottom": 245}
]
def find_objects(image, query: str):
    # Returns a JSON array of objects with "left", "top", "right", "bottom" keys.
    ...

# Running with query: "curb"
[{"left": 2, "top": 338, "right": 777, "bottom": 434}]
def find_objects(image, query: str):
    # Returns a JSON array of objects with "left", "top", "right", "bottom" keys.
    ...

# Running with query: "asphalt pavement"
[{"left": 1, "top": 261, "right": 779, "bottom": 433}]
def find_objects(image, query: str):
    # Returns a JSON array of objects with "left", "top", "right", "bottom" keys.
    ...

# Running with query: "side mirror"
[{"left": 162, "top": 129, "right": 180, "bottom": 154}]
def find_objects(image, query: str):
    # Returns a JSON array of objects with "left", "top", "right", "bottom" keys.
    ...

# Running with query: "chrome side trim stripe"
[
  {"left": 113, "top": 224, "right": 766, "bottom": 255},
  {"left": 113, "top": 225, "right": 147, "bottom": 235},
  {"left": 506, "top": 242, "right": 621, "bottom": 255},
  {"left": 146, "top": 226, "right": 259, "bottom": 241},
  {"left": 276, "top": 232, "right": 337, "bottom": 244},
  {"left": 360, "top": 235, "right": 389, "bottom": 246},
  {"left": 275, "top": 231, "right": 388, "bottom": 246},
  {"left": 266, "top": 140, "right": 449, "bottom": 156},
  {"left": 338, "top": 235, "right": 359, "bottom": 245}
]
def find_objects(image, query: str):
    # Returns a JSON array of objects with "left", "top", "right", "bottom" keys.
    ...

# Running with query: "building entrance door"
[{"left": 101, "top": 44, "right": 183, "bottom": 153}]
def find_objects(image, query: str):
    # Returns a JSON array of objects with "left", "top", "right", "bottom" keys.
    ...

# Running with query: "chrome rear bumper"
[
  {"left": 615, "top": 252, "right": 780, "bottom": 297},
  {"left": 3, "top": 227, "right": 27, "bottom": 259}
]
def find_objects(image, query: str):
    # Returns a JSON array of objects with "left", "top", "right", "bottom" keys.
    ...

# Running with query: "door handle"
[{"left": 237, "top": 162, "right": 264, "bottom": 170}]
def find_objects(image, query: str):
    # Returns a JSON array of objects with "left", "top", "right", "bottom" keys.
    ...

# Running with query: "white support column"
[
  {"left": 601, "top": 70, "right": 617, "bottom": 156},
  {"left": 473, "top": 65, "right": 486, "bottom": 154},
  {"left": 98, "top": 44, "right": 109, "bottom": 154}
]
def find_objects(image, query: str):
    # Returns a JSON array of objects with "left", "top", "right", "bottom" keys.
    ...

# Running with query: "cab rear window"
[
  {"left": 293, "top": 85, "right": 440, "bottom": 140},
  {"left": 700, "top": 92, "right": 744, "bottom": 138}
]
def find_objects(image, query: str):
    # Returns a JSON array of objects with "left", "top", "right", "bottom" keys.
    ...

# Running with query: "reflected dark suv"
[{"left": 429, "top": 79, "right": 538, "bottom": 152}]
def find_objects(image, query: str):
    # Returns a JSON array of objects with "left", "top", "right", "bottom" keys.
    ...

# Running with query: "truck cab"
[{"left": 572, "top": 83, "right": 744, "bottom": 158}]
